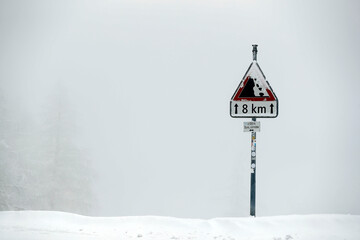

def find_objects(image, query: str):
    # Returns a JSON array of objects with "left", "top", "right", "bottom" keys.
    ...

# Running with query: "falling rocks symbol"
[{"left": 239, "top": 77, "right": 261, "bottom": 97}]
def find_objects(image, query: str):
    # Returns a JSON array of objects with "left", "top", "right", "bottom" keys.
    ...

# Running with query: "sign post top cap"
[{"left": 252, "top": 44, "right": 258, "bottom": 61}]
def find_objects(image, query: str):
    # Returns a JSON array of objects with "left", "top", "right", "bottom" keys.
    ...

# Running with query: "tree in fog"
[
  {"left": 39, "top": 86, "right": 92, "bottom": 214},
  {"left": 0, "top": 92, "right": 13, "bottom": 209},
  {"left": 0, "top": 85, "right": 92, "bottom": 213},
  {"left": 0, "top": 91, "right": 39, "bottom": 210}
]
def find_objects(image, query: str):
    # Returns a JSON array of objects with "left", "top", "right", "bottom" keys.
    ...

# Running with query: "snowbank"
[{"left": 0, "top": 211, "right": 359, "bottom": 240}]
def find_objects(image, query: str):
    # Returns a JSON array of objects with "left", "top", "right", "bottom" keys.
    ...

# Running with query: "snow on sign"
[{"left": 230, "top": 46, "right": 278, "bottom": 118}]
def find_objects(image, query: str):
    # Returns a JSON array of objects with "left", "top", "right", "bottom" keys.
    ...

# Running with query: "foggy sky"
[{"left": 1, "top": 0, "right": 360, "bottom": 218}]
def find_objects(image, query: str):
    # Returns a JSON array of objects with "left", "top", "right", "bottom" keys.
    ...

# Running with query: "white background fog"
[{"left": 1, "top": 0, "right": 359, "bottom": 218}]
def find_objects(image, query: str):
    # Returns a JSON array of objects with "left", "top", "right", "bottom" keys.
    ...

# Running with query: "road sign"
[
  {"left": 230, "top": 50, "right": 278, "bottom": 118},
  {"left": 230, "top": 45, "right": 279, "bottom": 217},
  {"left": 244, "top": 121, "right": 260, "bottom": 132}
]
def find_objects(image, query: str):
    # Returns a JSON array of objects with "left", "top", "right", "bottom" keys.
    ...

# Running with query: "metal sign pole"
[
  {"left": 250, "top": 45, "right": 257, "bottom": 217},
  {"left": 250, "top": 117, "right": 256, "bottom": 217}
]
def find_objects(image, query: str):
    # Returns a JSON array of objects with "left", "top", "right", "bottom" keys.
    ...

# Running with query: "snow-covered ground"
[{"left": 0, "top": 211, "right": 359, "bottom": 240}]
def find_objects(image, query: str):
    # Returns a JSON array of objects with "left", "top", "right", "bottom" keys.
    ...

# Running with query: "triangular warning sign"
[{"left": 231, "top": 62, "right": 277, "bottom": 102}]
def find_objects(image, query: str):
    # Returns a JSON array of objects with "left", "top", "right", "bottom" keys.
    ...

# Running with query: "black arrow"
[
  {"left": 270, "top": 104, "right": 274, "bottom": 114},
  {"left": 234, "top": 104, "right": 238, "bottom": 114}
]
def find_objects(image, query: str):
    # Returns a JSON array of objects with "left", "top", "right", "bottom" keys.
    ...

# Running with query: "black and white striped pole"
[{"left": 250, "top": 117, "right": 257, "bottom": 217}]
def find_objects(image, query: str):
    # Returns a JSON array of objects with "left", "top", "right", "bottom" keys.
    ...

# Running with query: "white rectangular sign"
[
  {"left": 244, "top": 121, "right": 260, "bottom": 132},
  {"left": 230, "top": 101, "right": 277, "bottom": 118}
]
